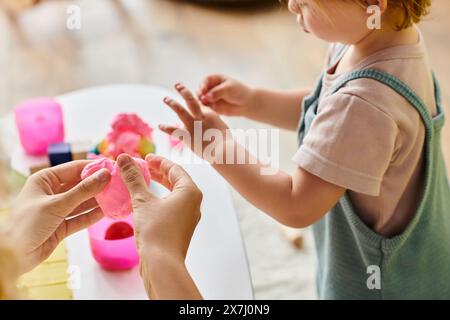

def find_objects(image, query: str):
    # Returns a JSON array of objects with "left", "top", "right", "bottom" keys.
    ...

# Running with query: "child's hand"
[
  {"left": 160, "top": 83, "right": 230, "bottom": 160},
  {"left": 197, "top": 74, "right": 255, "bottom": 117}
]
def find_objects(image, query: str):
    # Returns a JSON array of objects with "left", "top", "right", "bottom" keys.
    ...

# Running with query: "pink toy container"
[
  {"left": 14, "top": 98, "right": 65, "bottom": 156},
  {"left": 88, "top": 215, "right": 140, "bottom": 271}
]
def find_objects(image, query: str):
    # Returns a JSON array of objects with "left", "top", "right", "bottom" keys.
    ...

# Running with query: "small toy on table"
[
  {"left": 88, "top": 215, "right": 140, "bottom": 271},
  {"left": 48, "top": 142, "right": 72, "bottom": 167},
  {"left": 14, "top": 97, "right": 65, "bottom": 156},
  {"left": 90, "top": 113, "right": 156, "bottom": 160},
  {"left": 12, "top": 97, "right": 92, "bottom": 176}
]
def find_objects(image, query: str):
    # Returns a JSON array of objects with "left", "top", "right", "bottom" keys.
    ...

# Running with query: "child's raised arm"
[
  {"left": 212, "top": 139, "right": 346, "bottom": 227},
  {"left": 197, "top": 74, "right": 311, "bottom": 131},
  {"left": 160, "top": 84, "right": 345, "bottom": 228}
]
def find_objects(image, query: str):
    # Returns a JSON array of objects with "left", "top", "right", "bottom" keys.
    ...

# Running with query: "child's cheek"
[{"left": 302, "top": 15, "right": 327, "bottom": 38}]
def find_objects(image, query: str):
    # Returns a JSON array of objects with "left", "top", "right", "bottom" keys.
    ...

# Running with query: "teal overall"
[{"left": 298, "top": 67, "right": 450, "bottom": 299}]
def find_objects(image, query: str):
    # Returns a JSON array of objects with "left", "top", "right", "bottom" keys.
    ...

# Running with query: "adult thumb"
[{"left": 117, "top": 154, "right": 153, "bottom": 199}]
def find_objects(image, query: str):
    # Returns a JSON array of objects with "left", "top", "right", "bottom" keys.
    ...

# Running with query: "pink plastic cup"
[
  {"left": 14, "top": 98, "right": 65, "bottom": 156},
  {"left": 87, "top": 215, "right": 140, "bottom": 271}
]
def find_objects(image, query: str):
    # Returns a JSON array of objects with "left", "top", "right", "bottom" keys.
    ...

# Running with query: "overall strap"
[
  {"left": 431, "top": 72, "right": 446, "bottom": 128},
  {"left": 326, "top": 69, "right": 444, "bottom": 251},
  {"left": 326, "top": 69, "right": 435, "bottom": 134}
]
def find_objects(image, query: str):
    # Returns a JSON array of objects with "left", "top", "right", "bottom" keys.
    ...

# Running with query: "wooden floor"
[{"left": 1, "top": 0, "right": 449, "bottom": 168}]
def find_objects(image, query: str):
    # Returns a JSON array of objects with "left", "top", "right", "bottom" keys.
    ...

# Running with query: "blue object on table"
[{"left": 49, "top": 142, "right": 73, "bottom": 166}]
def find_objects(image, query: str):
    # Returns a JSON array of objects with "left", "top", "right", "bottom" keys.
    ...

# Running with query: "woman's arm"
[
  {"left": 140, "top": 250, "right": 202, "bottom": 300},
  {"left": 0, "top": 229, "right": 21, "bottom": 299}
]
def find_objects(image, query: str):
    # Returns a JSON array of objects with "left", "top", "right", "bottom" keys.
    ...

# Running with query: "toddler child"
[{"left": 160, "top": 0, "right": 450, "bottom": 299}]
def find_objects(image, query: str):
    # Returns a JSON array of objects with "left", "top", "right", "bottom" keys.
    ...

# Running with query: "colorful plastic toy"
[
  {"left": 91, "top": 113, "right": 156, "bottom": 159},
  {"left": 88, "top": 215, "right": 139, "bottom": 270},
  {"left": 48, "top": 142, "right": 72, "bottom": 167},
  {"left": 14, "top": 97, "right": 65, "bottom": 156}
]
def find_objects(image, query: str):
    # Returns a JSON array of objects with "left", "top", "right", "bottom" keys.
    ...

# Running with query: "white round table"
[{"left": 5, "top": 84, "right": 254, "bottom": 300}]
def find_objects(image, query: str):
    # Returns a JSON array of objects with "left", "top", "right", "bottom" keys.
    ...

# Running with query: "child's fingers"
[
  {"left": 163, "top": 97, "right": 194, "bottom": 127},
  {"left": 209, "top": 101, "right": 234, "bottom": 116},
  {"left": 158, "top": 124, "right": 179, "bottom": 136},
  {"left": 159, "top": 124, "right": 190, "bottom": 151},
  {"left": 206, "top": 82, "right": 231, "bottom": 102},
  {"left": 198, "top": 74, "right": 226, "bottom": 97},
  {"left": 159, "top": 125, "right": 190, "bottom": 143},
  {"left": 175, "top": 83, "right": 204, "bottom": 120},
  {"left": 146, "top": 154, "right": 194, "bottom": 193}
]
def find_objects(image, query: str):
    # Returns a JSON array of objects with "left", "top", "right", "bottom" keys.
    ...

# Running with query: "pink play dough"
[{"left": 81, "top": 157, "right": 151, "bottom": 219}]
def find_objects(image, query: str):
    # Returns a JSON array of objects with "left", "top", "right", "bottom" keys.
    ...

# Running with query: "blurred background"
[{"left": 0, "top": 0, "right": 449, "bottom": 299}]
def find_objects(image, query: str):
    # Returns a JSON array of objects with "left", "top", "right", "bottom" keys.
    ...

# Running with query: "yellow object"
[
  {"left": 0, "top": 208, "right": 9, "bottom": 223},
  {"left": 98, "top": 139, "right": 109, "bottom": 155},
  {"left": 2, "top": 177, "right": 71, "bottom": 299},
  {"left": 138, "top": 138, "right": 155, "bottom": 157},
  {"left": 17, "top": 242, "right": 72, "bottom": 300}
]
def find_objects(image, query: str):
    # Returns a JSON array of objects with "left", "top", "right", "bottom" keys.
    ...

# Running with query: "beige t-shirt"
[{"left": 292, "top": 34, "right": 437, "bottom": 237}]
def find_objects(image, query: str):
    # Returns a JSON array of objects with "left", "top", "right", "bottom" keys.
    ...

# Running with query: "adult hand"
[
  {"left": 117, "top": 153, "right": 202, "bottom": 261},
  {"left": 4, "top": 161, "right": 111, "bottom": 273},
  {"left": 117, "top": 153, "right": 203, "bottom": 299}
]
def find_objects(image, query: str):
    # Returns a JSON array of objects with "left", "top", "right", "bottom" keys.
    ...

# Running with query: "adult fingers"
[
  {"left": 146, "top": 154, "right": 198, "bottom": 194},
  {"left": 36, "top": 160, "right": 91, "bottom": 185},
  {"left": 67, "top": 198, "right": 99, "bottom": 217},
  {"left": 54, "top": 169, "right": 111, "bottom": 213},
  {"left": 117, "top": 154, "right": 156, "bottom": 203},
  {"left": 63, "top": 207, "right": 104, "bottom": 237},
  {"left": 145, "top": 154, "right": 171, "bottom": 190}
]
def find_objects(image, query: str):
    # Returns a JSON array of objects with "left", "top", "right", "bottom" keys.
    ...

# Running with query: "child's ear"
[{"left": 366, "top": 0, "right": 388, "bottom": 14}]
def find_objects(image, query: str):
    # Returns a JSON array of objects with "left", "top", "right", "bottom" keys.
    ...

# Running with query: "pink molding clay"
[{"left": 81, "top": 157, "right": 151, "bottom": 219}]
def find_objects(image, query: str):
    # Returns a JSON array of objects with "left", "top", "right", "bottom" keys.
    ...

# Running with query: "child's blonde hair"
[
  {"left": 367, "top": 0, "right": 431, "bottom": 30},
  {"left": 282, "top": 0, "right": 432, "bottom": 30}
]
